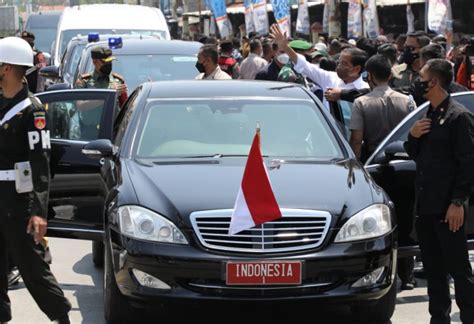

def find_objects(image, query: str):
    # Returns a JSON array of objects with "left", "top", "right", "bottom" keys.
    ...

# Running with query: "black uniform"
[
  {"left": 0, "top": 85, "right": 71, "bottom": 322},
  {"left": 405, "top": 95, "right": 474, "bottom": 324}
]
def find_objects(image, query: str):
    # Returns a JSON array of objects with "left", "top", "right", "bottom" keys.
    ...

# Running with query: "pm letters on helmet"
[{"left": 28, "top": 130, "right": 51, "bottom": 150}]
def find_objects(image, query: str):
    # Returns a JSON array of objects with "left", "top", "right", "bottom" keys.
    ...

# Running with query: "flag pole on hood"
[{"left": 228, "top": 123, "right": 282, "bottom": 235}]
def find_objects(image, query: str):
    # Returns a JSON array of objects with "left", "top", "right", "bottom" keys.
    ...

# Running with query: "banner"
[
  {"left": 406, "top": 4, "right": 415, "bottom": 33},
  {"left": 428, "top": 0, "right": 452, "bottom": 34},
  {"left": 209, "top": 0, "right": 232, "bottom": 38},
  {"left": 363, "top": 0, "right": 380, "bottom": 38},
  {"left": 271, "top": 0, "right": 291, "bottom": 37},
  {"left": 296, "top": 0, "right": 310, "bottom": 35},
  {"left": 322, "top": 0, "right": 329, "bottom": 34},
  {"left": 244, "top": 0, "right": 256, "bottom": 34},
  {"left": 347, "top": 0, "right": 362, "bottom": 39},
  {"left": 328, "top": 0, "right": 341, "bottom": 38},
  {"left": 252, "top": 0, "right": 269, "bottom": 35}
]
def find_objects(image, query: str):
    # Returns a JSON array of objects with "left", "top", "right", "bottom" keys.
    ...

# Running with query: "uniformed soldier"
[
  {"left": 391, "top": 31, "right": 430, "bottom": 93},
  {"left": 0, "top": 37, "right": 71, "bottom": 323},
  {"left": 405, "top": 59, "right": 474, "bottom": 324},
  {"left": 75, "top": 46, "right": 128, "bottom": 108},
  {"left": 20, "top": 31, "right": 47, "bottom": 94}
]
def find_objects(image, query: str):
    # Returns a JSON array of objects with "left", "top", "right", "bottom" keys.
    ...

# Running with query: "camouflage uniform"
[{"left": 75, "top": 70, "right": 128, "bottom": 107}]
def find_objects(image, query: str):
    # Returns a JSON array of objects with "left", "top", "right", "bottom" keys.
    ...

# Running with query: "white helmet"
[{"left": 0, "top": 37, "right": 34, "bottom": 67}]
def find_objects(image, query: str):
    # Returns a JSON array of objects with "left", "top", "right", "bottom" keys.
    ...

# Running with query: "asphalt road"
[{"left": 8, "top": 238, "right": 473, "bottom": 324}]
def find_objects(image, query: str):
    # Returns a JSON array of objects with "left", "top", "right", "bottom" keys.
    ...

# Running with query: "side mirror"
[
  {"left": 39, "top": 65, "right": 60, "bottom": 80},
  {"left": 370, "top": 141, "right": 410, "bottom": 165},
  {"left": 82, "top": 139, "right": 115, "bottom": 160},
  {"left": 385, "top": 141, "right": 410, "bottom": 160}
]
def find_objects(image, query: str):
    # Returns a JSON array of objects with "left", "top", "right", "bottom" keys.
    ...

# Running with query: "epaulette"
[
  {"left": 112, "top": 72, "right": 125, "bottom": 82},
  {"left": 80, "top": 73, "right": 92, "bottom": 79}
]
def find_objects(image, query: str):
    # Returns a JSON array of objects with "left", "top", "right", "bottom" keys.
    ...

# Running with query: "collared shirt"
[
  {"left": 293, "top": 53, "right": 369, "bottom": 109},
  {"left": 239, "top": 53, "right": 268, "bottom": 80},
  {"left": 350, "top": 85, "right": 413, "bottom": 153},
  {"left": 196, "top": 66, "right": 232, "bottom": 80}
]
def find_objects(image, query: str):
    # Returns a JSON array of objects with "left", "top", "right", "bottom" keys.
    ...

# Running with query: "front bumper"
[{"left": 108, "top": 229, "right": 397, "bottom": 307}]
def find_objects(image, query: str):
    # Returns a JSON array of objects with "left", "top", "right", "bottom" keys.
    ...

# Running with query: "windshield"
[
  {"left": 135, "top": 100, "right": 344, "bottom": 160},
  {"left": 84, "top": 54, "right": 198, "bottom": 91},
  {"left": 63, "top": 43, "right": 87, "bottom": 83},
  {"left": 28, "top": 27, "right": 56, "bottom": 53},
  {"left": 59, "top": 29, "right": 167, "bottom": 58}
]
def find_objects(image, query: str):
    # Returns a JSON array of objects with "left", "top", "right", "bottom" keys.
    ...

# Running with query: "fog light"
[
  {"left": 352, "top": 267, "right": 385, "bottom": 288},
  {"left": 132, "top": 269, "right": 171, "bottom": 290}
]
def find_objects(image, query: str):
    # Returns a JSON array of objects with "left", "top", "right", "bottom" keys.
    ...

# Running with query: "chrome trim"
[
  {"left": 48, "top": 226, "right": 104, "bottom": 234},
  {"left": 187, "top": 281, "right": 333, "bottom": 290},
  {"left": 190, "top": 209, "right": 332, "bottom": 253}
]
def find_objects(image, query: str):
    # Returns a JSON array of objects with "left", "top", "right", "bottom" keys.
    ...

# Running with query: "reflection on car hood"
[{"left": 124, "top": 158, "right": 376, "bottom": 227}]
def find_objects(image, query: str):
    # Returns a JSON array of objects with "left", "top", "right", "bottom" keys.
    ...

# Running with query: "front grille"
[{"left": 190, "top": 209, "right": 331, "bottom": 253}]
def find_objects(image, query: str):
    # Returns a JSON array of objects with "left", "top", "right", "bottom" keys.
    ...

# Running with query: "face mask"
[
  {"left": 305, "top": 55, "right": 313, "bottom": 62},
  {"left": 401, "top": 48, "right": 419, "bottom": 65},
  {"left": 413, "top": 78, "right": 431, "bottom": 98},
  {"left": 195, "top": 61, "right": 206, "bottom": 73},
  {"left": 100, "top": 63, "right": 112, "bottom": 76},
  {"left": 276, "top": 54, "right": 289, "bottom": 65}
]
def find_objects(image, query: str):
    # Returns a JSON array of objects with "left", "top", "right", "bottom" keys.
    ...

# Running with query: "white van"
[{"left": 52, "top": 4, "right": 170, "bottom": 66}]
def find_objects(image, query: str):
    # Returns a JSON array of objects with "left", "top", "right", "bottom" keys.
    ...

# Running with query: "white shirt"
[
  {"left": 239, "top": 53, "right": 268, "bottom": 80},
  {"left": 293, "top": 53, "right": 369, "bottom": 109}
]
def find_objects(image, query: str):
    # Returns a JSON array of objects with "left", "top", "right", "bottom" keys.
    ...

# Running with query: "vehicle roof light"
[
  {"left": 88, "top": 33, "right": 100, "bottom": 43},
  {"left": 108, "top": 37, "right": 123, "bottom": 49}
]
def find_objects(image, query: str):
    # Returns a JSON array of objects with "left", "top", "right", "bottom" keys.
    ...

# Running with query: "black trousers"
[
  {"left": 416, "top": 215, "right": 474, "bottom": 324},
  {"left": 0, "top": 213, "right": 71, "bottom": 322}
]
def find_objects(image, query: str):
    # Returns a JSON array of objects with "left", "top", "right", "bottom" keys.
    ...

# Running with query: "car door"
[
  {"left": 35, "top": 89, "right": 117, "bottom": 240},
  {"left": 364, "top": 92, "right": 474, "bottom": 255}
]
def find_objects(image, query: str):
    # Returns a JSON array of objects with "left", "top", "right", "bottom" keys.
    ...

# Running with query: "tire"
[
  {"left": 103, "top": 241, "right": 136, "bottom": 324},
  {"left": 351, "top": 278, "right": 397, "bottom": 323},
  {"left": 92, "top": 240, "right": 104, "bottom": 268}
]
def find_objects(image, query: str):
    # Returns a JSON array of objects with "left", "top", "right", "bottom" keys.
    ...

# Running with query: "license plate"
[{"left": 226, "top": 261, "right": 302, "bottom": 285}]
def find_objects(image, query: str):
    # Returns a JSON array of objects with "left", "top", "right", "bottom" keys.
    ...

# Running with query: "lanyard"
[{"left": 0, "top": 97, "right": 32, "bottom": 126}]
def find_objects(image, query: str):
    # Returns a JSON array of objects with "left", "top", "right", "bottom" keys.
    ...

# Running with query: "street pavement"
[{"left": 8, "top": 238, "right": 474, "bottom": 324}]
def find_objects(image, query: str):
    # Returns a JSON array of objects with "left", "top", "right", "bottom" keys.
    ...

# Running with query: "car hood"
[{"left": 124, "top": 158, "right": 376, "bottom": 228}]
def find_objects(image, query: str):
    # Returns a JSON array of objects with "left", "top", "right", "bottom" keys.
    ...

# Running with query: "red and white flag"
[{"left": 228, "top": 131, "right": 281, "bottom": 235}]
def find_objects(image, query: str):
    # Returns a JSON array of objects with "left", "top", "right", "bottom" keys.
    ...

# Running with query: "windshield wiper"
[{"left": 182, "top": 154, "right": 268, "bottom": 159}]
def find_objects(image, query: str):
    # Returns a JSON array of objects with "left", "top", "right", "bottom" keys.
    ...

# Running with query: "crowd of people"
[{"left": 195, "top": 26, "right": 474, "bottom": 324}]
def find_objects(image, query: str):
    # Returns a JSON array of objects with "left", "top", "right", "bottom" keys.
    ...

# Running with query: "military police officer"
[
  {"left": 0, "top": 37, "right": 71, "bottom": 324},
  {"left": 75, "top": 46, "right": 128, "bottom": 108}
]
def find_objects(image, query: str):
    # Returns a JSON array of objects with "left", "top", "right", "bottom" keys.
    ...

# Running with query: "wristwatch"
[{"left": 451, "top": 198, "right": 465, "bottom": 207}]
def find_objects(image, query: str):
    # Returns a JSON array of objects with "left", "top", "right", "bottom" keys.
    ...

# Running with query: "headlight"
[
  {"left": 118, "top": 206, "right": 188, "bottom": 244},
  {"left": 335, "top": 204, "right": 391, "bottom": 243}
]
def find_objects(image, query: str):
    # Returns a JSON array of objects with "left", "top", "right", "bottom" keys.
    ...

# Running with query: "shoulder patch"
[{"left": 112, "top": 72, "right": 125, "bottom": 82}]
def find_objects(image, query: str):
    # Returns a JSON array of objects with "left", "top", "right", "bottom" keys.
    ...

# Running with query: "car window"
[
  {"left": 114, "top": 90, "right": 140, "bottom": 147},
  {"left": 135, "top": 100, "right": 344, "bottom": 160},
  {"left": 27, "top": 27, "right": 56, "bottom": 53},
  {"left": 83, "top": 54, "right": 198, "bottom": 92},
  {"left": 47, "top": 99, "right": 106, "bottom": 141},
  {"left": 59, "top": 29, "right": 167, "bottom": 59},
  {"left": 339, "top": 100, "right": 353, "bottom": 139},
  {"left": 66, "top": 44, "right": 86, "bottom": 78}
]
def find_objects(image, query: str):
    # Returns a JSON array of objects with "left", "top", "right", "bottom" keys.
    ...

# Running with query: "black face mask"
[
  {"left": 400, "top": 48, "right": 419, "bottom": 66},
  {"left": 100, "top": 63, "right": 112, "bottom": 76},
  {"left": 413, "top": 78, "right": 431, "bottom": 99},
  {"left": 195, "top": 61, "right": 206, "bottom": 73},
  {"left": 305, "top": 55, "right": 313, "bottom": 62}
]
